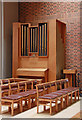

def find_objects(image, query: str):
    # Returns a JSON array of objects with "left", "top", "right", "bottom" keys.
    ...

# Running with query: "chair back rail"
[
  {"left": 36, "top": 78, "right": 69, "bottom": 99},
  {"left": 0, "top": 79, "right": 39, "bottom": 97},
  {"left": 1, "top": 78, "right": 42, "bottom": 85}
]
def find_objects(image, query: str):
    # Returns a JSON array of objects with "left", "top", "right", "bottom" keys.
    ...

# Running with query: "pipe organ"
[
  {"left": 30, "top": 27, "right": 38, "bottom": 53},
  {"left": 12, "top": 19, "right": 66, "bottom": 82},
  {"left": 39, "top": 23, "right": 47, "bottom": 56},
  {"left": 21, "top": 24, "right": 29, "bottom": 56}
]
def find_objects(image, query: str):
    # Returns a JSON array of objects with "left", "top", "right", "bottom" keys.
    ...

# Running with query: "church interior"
[{"left": 0, "top": 1, "right": 82, "bottom": 119}]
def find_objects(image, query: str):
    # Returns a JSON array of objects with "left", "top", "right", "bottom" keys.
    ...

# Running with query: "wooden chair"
[
  {"left": 1, "top": 84, "right": 10, "bottom": 97},
  {"left": 0, "top": 78, "right": 43, "bottom": 116},
  {"left": 36, "top": 78, "right": 79, "bottom": 115},
  {"left": 1, "top": 79, "right": 9, "bottom": 85}
]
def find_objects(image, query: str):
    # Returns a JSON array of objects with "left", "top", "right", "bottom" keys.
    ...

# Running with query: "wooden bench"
[
  {"left": 0, "top": 78, "right": 43, "bottom": 85},
  {"left": 36, "top": 78, "right": 79, "bottom": 115},
  {"left": 1, "top": 78, "right": 42, "bottom": 96},
  {"left": 0, "top": 79, "right": 43, "bottom": 115},
  {"left": 0, "top": 78, "right": 26, "bottom": 85},
  {"left": 1, "top": 84, "right": 10, "bottom": 97},
  {"left": 1, "top": 81, "right": 27, "bottom": 97},
  {"left": 0, "top": 79, "right": 9, "bottom": 85}
]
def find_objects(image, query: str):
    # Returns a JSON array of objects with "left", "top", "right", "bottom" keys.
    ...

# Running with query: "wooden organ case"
[{"left": 12, "top": 19, "right": 66, "bottom": 82}]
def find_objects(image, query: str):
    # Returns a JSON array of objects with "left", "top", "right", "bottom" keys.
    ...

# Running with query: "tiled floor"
[{"left": 0, "top": 98, "right": 81, "bottom": 119}]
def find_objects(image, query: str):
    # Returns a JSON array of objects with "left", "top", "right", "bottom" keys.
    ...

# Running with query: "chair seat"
[
  {"left": 17, "top": 91, "right": 30, "bottom": 97},
  {"left": 2, "top": 94, "right": 22, "bottom": 100},
  {"left": 26, "top": 89, "right": 43, "bottom": 95},
  {"left": 39, "top": 92, "right": 65, "bottom": 99},
  {"left": 11, "top": 88, "right": 18, "bottom": 91},
  {"left": 1, "top": 89, "right": 9, "bottom": 93},
  {"left": 39, "top": 87, "right": 79, "bottom": 100},
  {"left": 17, "top": 89, "right": 41, "bottom": 98},
  {"left": 19, "top": 82, "right": 25, "bottom": 86},
  {"left": 64, "top": 87, "right": 79, "bottom": 92},
  {"left": 1, "top": 85, "right": 9, "bottom": 90},
  {"left": 39, "top": 93, "right": 58, "bottom": 99},
  {"left": 2, "top": 88, "right": 43, "bottom": 100},
  {"left": 19, "top": 86, "right": 25, "bottom": 89},
  {"left": 2, "top": 80, "right": 8, "bottom": 84},
  {"left": 52, "top": 92, "right": 65, "bottom": 96}
]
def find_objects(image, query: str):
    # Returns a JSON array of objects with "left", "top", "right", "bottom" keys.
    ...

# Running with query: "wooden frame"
[
  {"left": 16, "top": 68, "right": 48, "bottom": 83},
  {"left": 1, "top": 97, "right": 22, "bottom": 116},
  {"left": 38, "top": 22, "right": 49, "bottom": 58},
  {"left": 19, "top": 23, "right": 31, "bottom": 58},
  {"left": 29, "top": 26, "right": 38, "bottom": 56},
  {"left": 12, "top": 19, "right": 66, "bottom": 82},
  {"left": 36, "top": 79, "right": 79, "bottom": 115},
  {"left": 1, "top": 78, "right": 43, "bottom": 97},
  {"left": 0, "top": 78, "right": 43, "bottom": 116},
  {"left": 63, "top": 69, "right": 77, "bottom": 87}
]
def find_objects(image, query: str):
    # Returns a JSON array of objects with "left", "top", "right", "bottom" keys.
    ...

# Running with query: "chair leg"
[
  {"left": 25, "top": 100, "right": 27, "bottom": 105},
  {"left": 44, "top": 106, "right": 46, "bottom": 111},
  {"left": 0, "top": 106, "right": 1, "bottom": 114},
  {"left": 61, "top": 97, "right": 63, "bottom": 109},
  {"left": 35, "top": 97, "right": 37, "bottom": 106},
  {"left": 32, "top": 99, "right": 33, "bottom": 103},
  {"left": 37, "top": 100, "right": 39, "bottom": 114},
  {"left": 8, "top": 106, "right": 11, "bottom": 112},
  {"left": 28, "top": 98, "right": 31, "bottom": 109},
  {"left": 65, "top": 96, "right": 67, "bottom": 107},
  {"left": 19, "top": 100, "right": 23, "bottom": 112},
  {"left": 11, "top": 101, "right": 14, "bottom": 116},
  {"left": 78, "top": 90, "right": 79, "bottom": 100},
  {"left": 75, "top": 91, "right": 76, "bottom": 102},
  {"left": 55, "top": 99, "right": 58, "bottom": 112},
  {"left": 50, "top": 101, "right": 52, "bottom": 115},
  {"left": 66, "top": 94, "right": 69, "bottom": 106},
  {"left": 71, "top": 93, "right": 72, "bottom": 104},
  {"left": 17, "top": 103, "right": 20, "bottom": 108}
]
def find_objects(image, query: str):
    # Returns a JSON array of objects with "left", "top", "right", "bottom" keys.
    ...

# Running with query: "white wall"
[
  {"left": 2, "top": 2, "right": 18, "bottom": 78},
  {"left": 0, "top": 1, "right": 2, "bottom": 79}
]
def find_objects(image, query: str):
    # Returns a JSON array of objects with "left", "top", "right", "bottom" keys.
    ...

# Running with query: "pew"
[
  {"left": 0, "top": 78, "right": 43, "bottom": 115},
  {"left": 1, "top": 78, "right": 42, "bottom": 96},
  {"left": 36, "top": 78, "right": 79, "bottom": 115}
]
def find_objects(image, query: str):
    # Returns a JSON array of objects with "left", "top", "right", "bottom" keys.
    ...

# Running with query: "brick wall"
[{"left": 18, "top": 2, "right": 81, "bottom": 83}]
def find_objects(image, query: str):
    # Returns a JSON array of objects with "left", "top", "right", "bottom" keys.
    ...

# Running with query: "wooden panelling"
[
  {"left": 63, "top": 69, "right": 77, "bottom": 87},
  {"left": 48, "top": 19, "right": 56, "bottom": 81},
  {"left": 63, "top": 69, "right": 77, "bottom": 74},
  {"left": 56, "top": 21, "right": 65, "bottom": 79},
  {"left": 19, "top": 57, "right": 48, "bottom": 68},
  {"left": 16, "top": 68, "right": 47, "bottom": 77},
  {"left": 12, "top": 23, "right": 19, "bottom": 77},
  {"left": 12, "top": 19, "right": 66, "bottom": 82}
]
